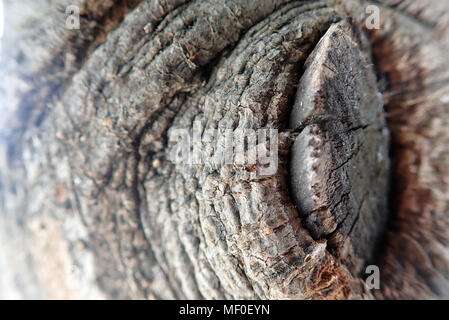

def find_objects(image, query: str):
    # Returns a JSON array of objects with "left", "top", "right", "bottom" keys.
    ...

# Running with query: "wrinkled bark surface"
[{"left": 0, "top": 0, "right": 448, "bottom": 299}]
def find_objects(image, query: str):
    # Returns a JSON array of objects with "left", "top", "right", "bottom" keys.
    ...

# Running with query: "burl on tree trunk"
[{"left": 0, "top": 0, "right": 448, "bottom": 299}]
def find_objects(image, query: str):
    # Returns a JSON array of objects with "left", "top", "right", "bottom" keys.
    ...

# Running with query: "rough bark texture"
[{"left": 0, "top": 0, "right": 448, "bottom": 299}]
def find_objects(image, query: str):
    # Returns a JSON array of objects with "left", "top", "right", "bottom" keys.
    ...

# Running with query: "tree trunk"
[{"left": 0, "top": 0, "right": 448, "bottom": 299}]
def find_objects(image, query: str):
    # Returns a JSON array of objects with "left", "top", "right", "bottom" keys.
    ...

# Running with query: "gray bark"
[{"left": 0, "top": 0, "right": 448, "bottom": 299}]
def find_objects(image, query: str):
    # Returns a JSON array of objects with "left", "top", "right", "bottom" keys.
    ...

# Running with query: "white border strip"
[{"left": 0, "top": 0, "right": 4, "bottom": 39}]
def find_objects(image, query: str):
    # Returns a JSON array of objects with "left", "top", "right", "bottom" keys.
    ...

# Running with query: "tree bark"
[{"left": 0, "top": 0, "right": 448, "bottom": 299}]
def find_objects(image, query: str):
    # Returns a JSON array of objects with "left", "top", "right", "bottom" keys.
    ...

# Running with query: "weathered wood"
[
  {"left": 289, "top": 19, "right": 390, "bottom": 276},
  {"left": 366, "top": 0, "right": 449, "bottom": 299},
  {"left": 0, "top": 0, "right": 448, "bottom": 299}
]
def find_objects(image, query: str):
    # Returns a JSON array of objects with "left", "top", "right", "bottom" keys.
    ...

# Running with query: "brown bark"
[{"left": 0, "top": 0, "right": 448, "bottom": 299}]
